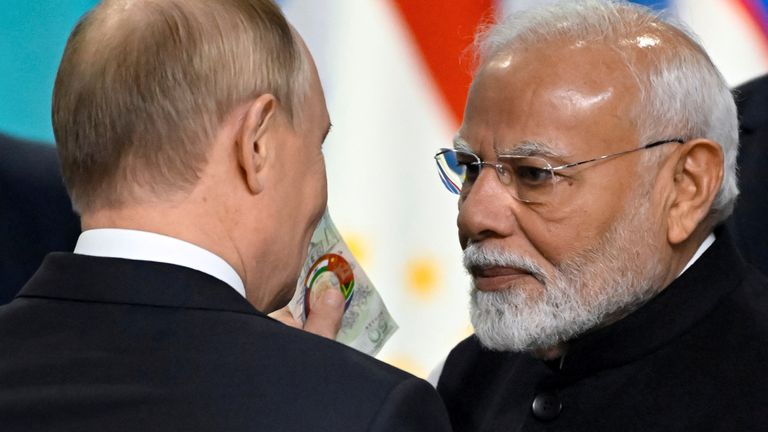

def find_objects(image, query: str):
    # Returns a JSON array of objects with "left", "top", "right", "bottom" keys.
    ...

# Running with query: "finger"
[{"left": 303, "top": 288, "right": 344, "bottom": 339}]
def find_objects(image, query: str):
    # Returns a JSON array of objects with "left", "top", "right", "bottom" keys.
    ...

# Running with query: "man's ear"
[
  {"left": 666, "top": 139, "right": 724, "bottom": 245},
  {"left": 237, "top": 94, "right": 278, "bottom": 195}
]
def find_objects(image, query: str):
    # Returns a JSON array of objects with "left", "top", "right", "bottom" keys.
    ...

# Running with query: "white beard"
[{"left": 466, "top": 192, "right": 666, "bottom": 352}]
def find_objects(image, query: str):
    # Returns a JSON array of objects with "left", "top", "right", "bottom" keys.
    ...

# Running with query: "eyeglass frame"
[{"left": 434, "top": 138, "right": 686, "bottom": 202}]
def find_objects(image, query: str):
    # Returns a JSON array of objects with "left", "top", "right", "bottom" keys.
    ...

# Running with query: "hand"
[{"left": 269, "top": 288, "right": 345, "bottom": 340}]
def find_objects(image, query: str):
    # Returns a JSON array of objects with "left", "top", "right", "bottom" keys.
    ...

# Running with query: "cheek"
[
  {"left": 299, "top": 154, "right": 327, "bottom": 230},
  {"left": 311, "top": 156, "right": 328, "bottom": 209},
  {"left": 523, "top": 193, "right": 625, "bottom": 263},
  {"left": 318, "top": 157, "right": 328, "bottom": 199}
]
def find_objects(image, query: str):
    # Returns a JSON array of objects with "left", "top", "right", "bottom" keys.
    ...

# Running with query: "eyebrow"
[
  {"left": 453, "top": 134, "right": 567, "bottom": 159},
  {"left": 452, "top": 134, "right": 472, "bottom": 152},
  {"left": 498, "top": 140, "right": 567, "bottom": 159}
]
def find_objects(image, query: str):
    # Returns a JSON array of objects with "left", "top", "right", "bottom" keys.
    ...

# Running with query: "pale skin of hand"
[{"left": 269, "top": 288, "right": 345, "bottom": 339}]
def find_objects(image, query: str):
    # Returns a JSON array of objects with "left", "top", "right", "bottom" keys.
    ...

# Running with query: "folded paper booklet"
[{"left": 288, "top": 209, "right": 398, "bottom": 356}]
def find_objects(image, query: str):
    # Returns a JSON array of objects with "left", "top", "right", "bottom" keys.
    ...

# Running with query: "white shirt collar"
[
  {"left": 679, "top": 232, "right": 716, "bottom": 276},
  {"left": 74, "top": 228, "right": 246, "bottom": 298}
]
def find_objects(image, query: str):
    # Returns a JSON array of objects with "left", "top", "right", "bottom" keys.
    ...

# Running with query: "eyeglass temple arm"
[{"left": 551, "top": 139, "right": 685, "bottom": 171}]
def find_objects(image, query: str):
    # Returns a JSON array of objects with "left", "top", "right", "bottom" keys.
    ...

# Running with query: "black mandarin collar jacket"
[{"left": 438, "top": 227, "right": 768, "bottom": 431}]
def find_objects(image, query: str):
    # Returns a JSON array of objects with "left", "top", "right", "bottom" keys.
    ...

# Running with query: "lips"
[{"left": 472, "top": 266, "right": 534, "bottom": 292}]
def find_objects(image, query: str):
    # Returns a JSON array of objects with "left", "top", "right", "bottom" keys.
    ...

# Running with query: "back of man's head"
[{"left": 53, "top": 0, "right": 308, "bottom": 213}]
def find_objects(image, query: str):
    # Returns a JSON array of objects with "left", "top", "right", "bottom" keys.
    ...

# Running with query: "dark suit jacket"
[
  {"left": 438, "top": 229, "right": 768, "bottom": 431},
  {"left": 0, "top": 134, "right": 80, "bottom": 304},
  {"left": 729, "top": 75, "right": 768, "bottom": 275},
  {"left": 0, "top": 254, "right": 452, "bottom": 431}
]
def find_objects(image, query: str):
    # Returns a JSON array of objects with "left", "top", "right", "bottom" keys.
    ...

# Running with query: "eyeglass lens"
[{"left": 435, "top": 149, "right": 556, "bottom": 203}]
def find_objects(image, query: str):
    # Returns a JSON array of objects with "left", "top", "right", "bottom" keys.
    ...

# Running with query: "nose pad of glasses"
[
  {"left": 493, "top": 163, "right": 512, "bottom": 185},
  {"left": 466, "top": 162, "right": 511, "bottom": 199},
  {"left": 488, "top": 162, "right": 536, "bottom": 204}
]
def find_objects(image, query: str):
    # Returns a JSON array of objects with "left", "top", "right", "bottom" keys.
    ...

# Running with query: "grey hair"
[
  {"left": 475, "top": 0, "right": 739, "bottom": 224},
  {"left": 54, "top": 0, "right": 311, "bottom": 213}
]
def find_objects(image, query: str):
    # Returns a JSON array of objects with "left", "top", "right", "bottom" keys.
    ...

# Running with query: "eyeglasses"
[{"left": 434, "top": 138, "right": 684, "bottom": 204}]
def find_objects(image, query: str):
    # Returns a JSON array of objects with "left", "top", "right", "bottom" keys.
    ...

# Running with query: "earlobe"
[
  {"left": 666, "top": 139, "right": 724, "bottom": 244},
  {"left": 237, "top": 94, "right": 278, "bottom": 195}
]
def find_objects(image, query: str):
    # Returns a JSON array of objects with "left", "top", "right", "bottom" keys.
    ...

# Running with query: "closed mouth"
[{"left": 471, "top": 266, "right": 535, "bottom": 292}]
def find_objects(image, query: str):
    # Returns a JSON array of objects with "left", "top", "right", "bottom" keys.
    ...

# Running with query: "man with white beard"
[{"left": 432, "top": 0, "right": 768, "bottom": 430}]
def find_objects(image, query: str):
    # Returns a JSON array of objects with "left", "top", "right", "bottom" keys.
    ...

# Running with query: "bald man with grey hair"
[
  {"left": 432, "top": 0, "right": 768, "bottom": 430},
  {"left": 0, "top": 1, "right": 451, "bottom": 430}
]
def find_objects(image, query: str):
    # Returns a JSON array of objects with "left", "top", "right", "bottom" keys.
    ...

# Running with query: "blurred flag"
[
  {"left": 279, "top": 0, "right": 768, "bottom": 377},
  {"left": 0, "top": 0, "right": 99, "bottom": 141},
  {"left": 279, "top": 0, "right": 490, "bottom": 377},
  {"left": 673, "top": 0, "right": 768, "bottom": 85}
]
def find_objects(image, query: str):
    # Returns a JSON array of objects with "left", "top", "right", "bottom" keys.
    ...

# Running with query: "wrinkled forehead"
[{"left": 459, "top": 41, "right": 644, "bottom": 158}]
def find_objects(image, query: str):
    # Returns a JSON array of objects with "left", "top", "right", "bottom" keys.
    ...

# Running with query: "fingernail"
[{"left": 322, "top": 289, "right": 344, "bottom": 307}]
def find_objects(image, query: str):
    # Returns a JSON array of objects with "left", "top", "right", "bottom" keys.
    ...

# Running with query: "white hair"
[
  {"left": 475, "top": 0, "right": 739, "bottom": 225},
  {"left": 465, "top": 177, "right": 665, "bottom": 351}
]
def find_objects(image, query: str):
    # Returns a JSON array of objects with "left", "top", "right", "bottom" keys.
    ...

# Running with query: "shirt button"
[{"left": 531, "top": 392, "right": 562, "bottom": 421}]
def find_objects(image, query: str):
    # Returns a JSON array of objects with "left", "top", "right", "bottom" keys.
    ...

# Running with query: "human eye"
[{"left": 507, "top": 157, "right": 554, "bottom": 187}]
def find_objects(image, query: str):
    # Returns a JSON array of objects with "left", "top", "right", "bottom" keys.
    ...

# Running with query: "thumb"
[{"left": 304, "top": 288, "right": 345, "bottom": 340}]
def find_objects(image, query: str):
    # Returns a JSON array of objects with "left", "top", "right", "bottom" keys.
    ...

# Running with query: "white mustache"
[{"left": 462, "top": 242, "right": 547, "bottom": 284}]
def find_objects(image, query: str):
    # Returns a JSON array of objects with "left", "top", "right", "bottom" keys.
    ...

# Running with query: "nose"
[{"left": 457, "top": 165, "right": 520, "bottom": 248}]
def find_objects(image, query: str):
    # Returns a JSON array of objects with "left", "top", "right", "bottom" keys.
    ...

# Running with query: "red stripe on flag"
[
  {"left": 392, "top": 0, "right": 496, "bottom": 126},
  {"left": 734, "top": 0, "right": 768, "bottom": 59}
]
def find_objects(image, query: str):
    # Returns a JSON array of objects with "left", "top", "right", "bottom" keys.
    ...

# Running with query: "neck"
[
  {"left": 658, "top": 226, "right": 713, "bottom": 291},
  {"left": 81, "top": 193, "right": 286, "bottom": 312},
  {"left": 81, "top": 198, "right": 248, "bottom": 291},
  {"left": 533, "top": 344, "right": 568, "bottom": 361}
]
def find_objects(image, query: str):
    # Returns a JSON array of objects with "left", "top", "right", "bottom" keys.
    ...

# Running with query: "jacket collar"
[
  {"left": 550, "top": 226, "right": 745, "bottom": 379},
  {"left": 16, "top": 253, "right": 268, "bottom": 318},
  {"left": 736, "top": 76, "right": 768, "bottom": 134}
]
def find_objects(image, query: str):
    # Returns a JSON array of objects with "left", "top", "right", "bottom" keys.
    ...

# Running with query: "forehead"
[{"left": 460, "top": 40, "right": 642, "bottom": 157}]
